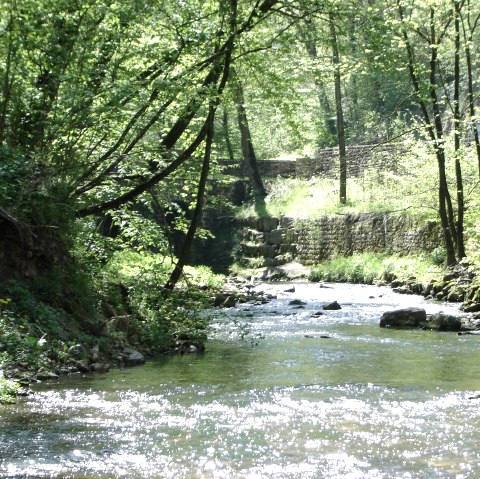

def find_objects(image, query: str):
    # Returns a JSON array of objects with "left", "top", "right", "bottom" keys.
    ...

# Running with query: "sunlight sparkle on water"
[{"left": 2, "top": 283, "right": 480, "bottom": 478}]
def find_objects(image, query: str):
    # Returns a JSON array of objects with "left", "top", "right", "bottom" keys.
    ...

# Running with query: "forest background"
[{"left": 0, "top": 0, "right": 480, "bottom": 399}]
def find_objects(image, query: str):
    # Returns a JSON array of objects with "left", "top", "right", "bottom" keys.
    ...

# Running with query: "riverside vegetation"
[{"left": 2, "top": 0, "right": 480, "bottom": 403}]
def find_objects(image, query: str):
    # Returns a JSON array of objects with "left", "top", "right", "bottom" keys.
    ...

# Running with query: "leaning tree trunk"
[
  {"left": 231, "top": 68, "right": 267, "bottom": 200},
  {"left": 165, "top": 106, "right": 215, "bottom": 290}
]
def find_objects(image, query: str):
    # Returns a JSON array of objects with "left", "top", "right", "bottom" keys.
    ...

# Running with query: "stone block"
[
  {"left": 279, "top": 216, "right": 295, "bottom": 229},
  {"left": 259, "top": 217, "right": 279, "bottom": 232},
  {"left": 268, "top": 229, "right": 285, "bottom": 245}
]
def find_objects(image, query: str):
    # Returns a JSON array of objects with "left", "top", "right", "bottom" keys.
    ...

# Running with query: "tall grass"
[{"left": 308, "top": 253, "right": 444, "bottom": 284}]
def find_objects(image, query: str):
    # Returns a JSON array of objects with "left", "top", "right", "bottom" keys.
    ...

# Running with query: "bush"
[
  {"left": 97, "top": 250, "right": 221, "bottom": 349},
  {"left": 0, "top": 371, "right": 19, "bottom": 404}
]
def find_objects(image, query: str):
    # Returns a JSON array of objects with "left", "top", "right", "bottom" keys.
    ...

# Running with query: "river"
[{"left": 1, "top": 282, "right": 480, "bottom": 478}]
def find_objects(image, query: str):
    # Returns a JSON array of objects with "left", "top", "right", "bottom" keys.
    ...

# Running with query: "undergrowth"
[{"left": 98, "top": 251, "right": 224, "bottom": 350}]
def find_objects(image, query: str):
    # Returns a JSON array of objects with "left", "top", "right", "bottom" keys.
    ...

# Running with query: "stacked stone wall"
[
  {"left": 238, "top": 213, "right": 441, "bottom": 267},
  {"left": 218, "top": 144, "right": 403, "bottom": 180}
]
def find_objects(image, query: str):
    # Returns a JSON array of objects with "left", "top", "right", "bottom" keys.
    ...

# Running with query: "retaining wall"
[
  {"left": 238, "top": 213, "right": 442, "bottom": 266},
  {"left": 219, "top": 144, "right": 402, "bottom": 180}
]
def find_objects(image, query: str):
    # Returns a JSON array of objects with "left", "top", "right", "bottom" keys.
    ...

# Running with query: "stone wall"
[
  {"left": 237, "top": 213, "right": 441, "bottom": 267},
  {"left": 218, "top": 144, "right": 402, "bottom": 180}
]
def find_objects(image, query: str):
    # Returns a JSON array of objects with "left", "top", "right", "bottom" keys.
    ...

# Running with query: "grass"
[
  {"left": 308, "top": 252, "right": 445, "bottom": 285},
  {"left": 236, "top": 174, "right": 439, "bottom": 220}
]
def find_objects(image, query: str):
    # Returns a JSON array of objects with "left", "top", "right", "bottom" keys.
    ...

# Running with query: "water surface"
[{"left": 1, "top": 283, "right": 480, "bottom": 478}]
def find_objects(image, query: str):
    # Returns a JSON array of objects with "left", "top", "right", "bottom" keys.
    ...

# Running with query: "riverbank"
[{"left": 229, "top": 255, "right": 480, "bottom": 328}]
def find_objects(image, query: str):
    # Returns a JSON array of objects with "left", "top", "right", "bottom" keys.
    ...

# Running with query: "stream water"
[{"left": 1, "top": 282, "right": 480, "bottom": 478}]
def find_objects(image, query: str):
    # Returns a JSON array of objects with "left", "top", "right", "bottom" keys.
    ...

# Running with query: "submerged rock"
[
  {"left": 380, "top": 307, "right": 427, "bottom": 328},
  {"left": 323, "top": 301, "right": 342, "bottom": 311},
  {"left": 289, "top": 299, "right": 307, "bottom": 306},
  {"left": 36, "top": 370, "right": 59, "bottom": 381},
  {"left": 90, "top": 362, "right": 110, "bottom": 373}
]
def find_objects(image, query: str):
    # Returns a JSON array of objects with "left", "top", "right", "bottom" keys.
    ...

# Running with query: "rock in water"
[
  {"left": 427, "top": 313, "right": 462, "bottom": 331},
  {"left": 222, "top": 295, "right": 237, "bottom": 308},
  {"left": 289, "top": 299, "right": 306, "bottom": 306},
  {"left": 323, "top": 301, "right": 342, "bottom": 310},
  {"left": 122, "top": 348, "right": 145, "bottom": 366},
  {"left": 379, "top": 307, "right": 426, "bottom": 329}
]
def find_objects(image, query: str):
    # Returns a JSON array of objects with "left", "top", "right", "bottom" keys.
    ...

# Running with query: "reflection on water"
[{"left": 1, "top": 283, "right": 480, "bottom": 478}]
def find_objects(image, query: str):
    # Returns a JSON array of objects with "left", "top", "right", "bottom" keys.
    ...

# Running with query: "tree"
[
  {"left": 393, "top": 0, "right": 468, "bottom": 264},
  {"left": 460, "top": 0, "right": 480, "bottom": 176},
  {"left": 328, "top": 12, "right": 347, "bottom": 205}
]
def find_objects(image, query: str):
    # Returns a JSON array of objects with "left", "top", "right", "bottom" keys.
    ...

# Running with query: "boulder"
[
  {"left": 427, "top": 313, "right": 462, "bottom": 331},
  {"left": 213, "top": 293, "right": 228, "bottom": 307},
  {"left": 223, "top": 295, "right": 237, "bottom": 308},
  {"left": 90, "top": 344, "right": 100, "bottom": 363},
  {"left": 122, "top": 348, "right": 145, "bottom": 367},
  {"left": 71, "top": 359, "right": 90, "bottom": 373},
  {"left": 463, "top": 303, "right": 480, "bottom": 313},
  {"left": 90, "top": 362, "right": 110, "bottom": 373},
  {"left": 379, "top": 307, "right": 426, "bottom": 328},
  {"left": 323, "top": 301, "right": 342, "bottom": 311},
  {"left": 393, "top": 286, "right": 415, "bottom": 295},
  {"left": 108, "top": 315, "right": 131, "bottom": 333},
  {"left": 259, "top": 217, "right": 279, "bottom": 232},
  {"left": 268, "top": 229, "right": 284, "bottom": 245}
]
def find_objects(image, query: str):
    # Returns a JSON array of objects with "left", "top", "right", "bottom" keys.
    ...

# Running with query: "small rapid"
[{"left": 1, "top": 282, "right": 480, "bottom": 478}]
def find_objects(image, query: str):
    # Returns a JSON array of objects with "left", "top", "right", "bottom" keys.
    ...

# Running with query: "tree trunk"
[
  {"left": 0, "top": 8, "right": 14, "bottom": 145},
  {"left": 461, "top": 0, "right": 480, "bottom": 176},
  {"left": 298, "top": 20, "right": 337, "bottom": 146},
  {"left": 231, "top": 68, "right": 267, "bottom": 200},
  {"left": 453, "top": 0, "right": 465, "bottom": 259},
  {"left": 165, "top": 106, "right": 215, "bottom": 290},
  {"left": 329, "top": 14, "right": 347, "bottom": 205},
  {"left": 222, "top": 108, "right": 236, "bottom": 162}
]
